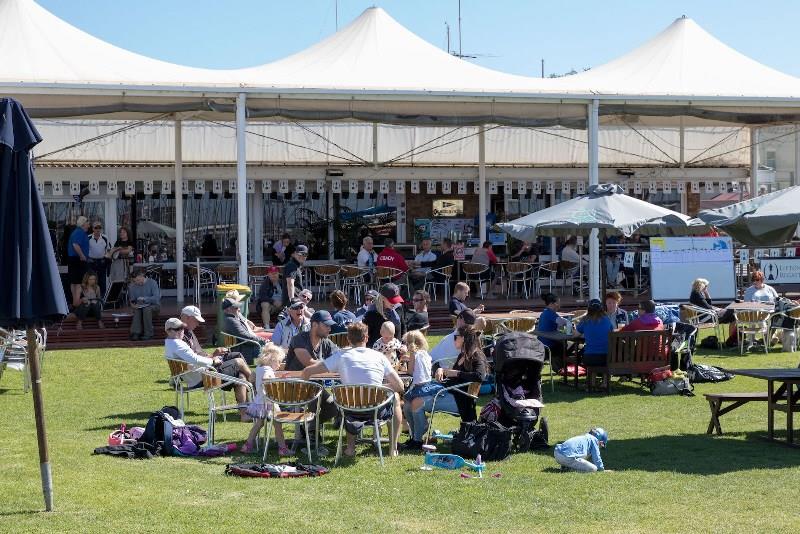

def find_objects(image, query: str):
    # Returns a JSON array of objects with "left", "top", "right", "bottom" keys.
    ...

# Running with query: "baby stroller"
[{"left": 486, "top": 332, "right": 549, "bottom": 452}]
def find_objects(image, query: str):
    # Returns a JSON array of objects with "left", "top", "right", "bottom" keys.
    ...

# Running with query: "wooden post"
[{"left": 27, "top": 328, "right": 53, "bottom": 511}]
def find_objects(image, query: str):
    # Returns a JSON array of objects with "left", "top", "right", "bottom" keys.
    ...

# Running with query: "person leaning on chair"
[
  {"left": 221, "top": 297, "right": 266, "bottom": 364},
  {"left": 128, "top": 269, "right": 161, "bottom": 341},
  {"left": 302, "top": 322, "right": 405, "bottom": 458}
]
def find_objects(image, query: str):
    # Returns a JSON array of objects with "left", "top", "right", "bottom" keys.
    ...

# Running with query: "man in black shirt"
[
  {"left": 406, "top": 290, "right": 430, "bottom": 332},
  {"left": 280, "top": 244, "right": 308, "bottom": 305}
]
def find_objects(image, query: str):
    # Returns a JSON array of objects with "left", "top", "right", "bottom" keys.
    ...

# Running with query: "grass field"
[{"left": 1, "top": 335, "right": 799, "bottom": 533}]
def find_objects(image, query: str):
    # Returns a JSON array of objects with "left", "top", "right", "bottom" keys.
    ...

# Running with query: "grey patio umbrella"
[
  {"left": 498, "top": 184, "right": 705, "bottom": 240},
  {"left": 0, "top": 97, "right": 68, "bottom": 511},
  {"left": 696, "top": 186, "right": 800, "bottom": 246}
]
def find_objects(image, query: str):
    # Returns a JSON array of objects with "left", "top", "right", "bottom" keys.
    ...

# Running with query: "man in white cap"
[
  {"left": 180, "top": 305, "right": 234, "bottom": 359},
  {"left": 164, "top": 318, "right": 251, "bottom": 420}
]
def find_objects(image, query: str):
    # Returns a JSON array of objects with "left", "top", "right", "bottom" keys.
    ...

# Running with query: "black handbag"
[
  {"left": 688, "top": 363, "right": 734, "bottom": 383},
  {"left": 450, "top": 421, "right": 512, "bottom": 461}
]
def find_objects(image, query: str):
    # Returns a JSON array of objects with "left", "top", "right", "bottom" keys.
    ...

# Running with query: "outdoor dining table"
[
  {"left": 726, "top": 368, "right": 800, "bottom": 446},
  {"left": 724, "top": 302, "right": 775, "bottom": 311},
  {"left": 275, "top": 370, "right": 413, "bottom": 387}
]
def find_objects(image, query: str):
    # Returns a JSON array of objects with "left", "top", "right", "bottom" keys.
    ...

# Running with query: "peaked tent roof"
[{"left": 548, "top": 16, "right": 800, "bottom": 99}]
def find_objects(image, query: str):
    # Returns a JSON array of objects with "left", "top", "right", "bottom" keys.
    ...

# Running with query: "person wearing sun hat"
[
  {"left": 362, "top": 283, "right": 403, "bottom": 346},
  {"left": 220, "top": 295, "right": 266, "bottom": 364},
  {"left": 225, "top": 289, "right": 270, "bottom": 340}
]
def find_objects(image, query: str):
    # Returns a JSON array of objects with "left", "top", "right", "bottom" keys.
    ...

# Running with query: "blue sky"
[{"left": 37, "top": 0, "right": 800, "bottom": 77}]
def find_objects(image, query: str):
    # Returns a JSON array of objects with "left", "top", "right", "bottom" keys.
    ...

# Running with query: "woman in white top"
[
  {"left": 743, "top": 270, "right": 779, "bottom": 303},
  {"left": 400, "top": 330, "right": 444, "bottom": 449}
]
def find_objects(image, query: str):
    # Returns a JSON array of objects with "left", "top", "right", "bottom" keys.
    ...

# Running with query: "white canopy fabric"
[{"left": 548, "top": 16, "right": 800, "bottom": 98}]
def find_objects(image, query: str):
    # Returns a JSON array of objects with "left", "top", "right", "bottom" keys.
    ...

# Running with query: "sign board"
[
  {"left": 650, "top": 237, "right": 736, "bottom": 301},
  {"left": 453, "top": 243, "right": 466, "bottom": 261},
  {"left": 432, "top": 199, "right": 464, "bottom": 217},
  {"left": 758, "top": 258, "right": 800, "bottom": 284}
]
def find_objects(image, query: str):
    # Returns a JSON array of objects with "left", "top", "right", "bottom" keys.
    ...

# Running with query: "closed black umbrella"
[{"left": 0, "top": 97, "right": 68, "bottom": 511}]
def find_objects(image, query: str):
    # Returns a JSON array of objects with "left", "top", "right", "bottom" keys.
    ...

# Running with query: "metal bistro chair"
[
  {"left": 187, "top": 264, "right": 217, "bottom": 304},
  {"left": 144, "top": 264, "right": 163, "bottom": 288},
  {"left": 535, "top": 261, "right": 559, "bottom": 295},
  {"left": 505, "top": 262, "right": 533, "bottom": 299},
  {"left": 422, "top": 379, "right": 481, "bottom": 447},
  {"left": 313, "top": 264, "right": 341, "bottom": 301},
  {"left": 216, "top": 264, "right": 239, "bottom": 285},
  {"left": 375, "top": 266, "right": 405, "bottom": 290},
  {"left": 340, "top": 265, "right": 369, "bottom": 305},
  {"left": 680, "top": 304, "right": 723, "bottom": 350},
  {"left": 330, "top": 384, "right": 397, "bottom": 467},
  {"left": 461, "top": 262, "right": 490, "bottom": 299},
  {"left": 734, "top": 309, "right": 772, "bottom": 355},
  {"left": 247, "top": 265, "right": 269, "bottom": 291},
  {"left": 261, "top": 379, "right": 324, "bottom": 463},
  {"left": 425, "top": 265, "right": 453, "bottom": 303},
  {"left": 559, "top": 260, "right": 580, "bottom": 296},
  {"left": 221, "top": 330, "right": 264, "bottom": 356},
  {"left": 0, "top": 328, "right": 35, "bottom": 393},
  {"left": 200, "top": 368, "right": 254, "bottom": 445},
  {"left": 166, "top": 359, "right": 206, "bottom": 419}
]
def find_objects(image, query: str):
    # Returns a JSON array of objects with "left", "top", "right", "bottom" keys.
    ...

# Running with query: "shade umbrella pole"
[{"left": 27, "top": 328, "right": 53, "bottom": 511}]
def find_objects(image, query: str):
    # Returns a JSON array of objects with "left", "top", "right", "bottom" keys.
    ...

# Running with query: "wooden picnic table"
[
  {"left": 480, "top": 312, "right": 541, "bottom": 321},
  {"left": 726, "top": 368, "right": 800, "bottom": 446}
]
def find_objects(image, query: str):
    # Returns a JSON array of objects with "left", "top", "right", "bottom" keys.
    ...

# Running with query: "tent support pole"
[
  {"left": 372, "top": 123, "right": 379, "bottom": 169},
  {"left": 478, "top": 125, "right": 487, "bottom": 243},
  {"left": 794, "top": 126, "right": 800, "bottom": 187},
  {"left": 28, "top": 330, "right": 53, "bottom": 511},
  {"left": 236, "top": 93, "right": 248, "bottom": 285},
  {"left": 679, "top": 116, "right": 685, "bottom": 168},
  {"left": 327, "top": 188, "right": 335, "bottom": 260},
  {"left": 588, "top": 99, "right": 600, "bottom": 301},
  {"left": 174, "top": 118, "right": 185, "bottom": 304},
  {"left": 750, "top": 127, "right": 759, "bottom": 197}
]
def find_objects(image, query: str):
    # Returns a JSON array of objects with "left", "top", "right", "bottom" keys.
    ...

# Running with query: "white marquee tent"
[{"left": 4, "top": 0, "right": 800, "bottom": 298}]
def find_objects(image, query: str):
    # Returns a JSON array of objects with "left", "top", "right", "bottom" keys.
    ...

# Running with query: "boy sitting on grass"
[{"left": 554, "top": 427, "right": 612, "bottom": 473}]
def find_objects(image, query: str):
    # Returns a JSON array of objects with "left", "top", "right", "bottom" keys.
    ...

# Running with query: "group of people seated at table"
[{"left": 356, "top": 236, "right": 457, "bottom": 292}]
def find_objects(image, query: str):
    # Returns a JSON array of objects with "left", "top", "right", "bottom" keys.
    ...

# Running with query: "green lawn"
[{"left": 1, "top": 335, "right": 799, "bottom": 533}]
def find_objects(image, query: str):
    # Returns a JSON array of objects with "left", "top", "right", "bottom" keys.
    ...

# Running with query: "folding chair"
[
  {"left": 680, "top": 304, "right": 723, "bottom": 349},
  {"left": 221, "top": 330, "right": 264, "bottom": 355},
  {"left": 330, "top": 384, "right": 396, "bottom": 466},
  {"left": 166, "top": 359, "right": 206, "bottom": 419},
  {"left": 768, "top": 306, "right": 800, "bottom": 351},
  {"left": 261, "top": 379, "right": 324, "bottom": 463},
  {"left": 200, "top": 369, "right": 254, "bottom": 445},
  {"left": 422, "top": 381, "right": 480, "bottom": 447}
]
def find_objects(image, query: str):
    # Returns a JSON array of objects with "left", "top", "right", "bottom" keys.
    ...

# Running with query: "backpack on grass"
[{"left": 225, "top": 462, "right": 330, "bottom": 478}]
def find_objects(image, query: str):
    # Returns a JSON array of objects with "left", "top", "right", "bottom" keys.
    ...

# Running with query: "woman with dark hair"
[
  {"left": 537, "top": 293, "right": 570, "bottom": 371},
  {"left": 109, "top": 226, "right": 134, "bottom": 282},
  {"left": 576, "top": 299, "right": 614, "bottom": 368},
  {"left": 433, "top": 325, "right": 488, "bottom": 422},
  {"left": 329, "top": 289, "right": 356, "bottom": 333}
]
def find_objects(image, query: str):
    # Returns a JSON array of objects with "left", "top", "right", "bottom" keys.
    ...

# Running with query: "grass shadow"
[
  {"left": 0, "top": 509, "right": 43, "bottom": 517},
  {"left": 608, "top": 432, "right": 798, "bottom": 474}
]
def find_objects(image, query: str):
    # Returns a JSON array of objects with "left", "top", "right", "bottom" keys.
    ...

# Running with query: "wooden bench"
[
  {"left": 586, "top": 330, "right": 672, "bottom": 393},
  {"left": 704, "top": 392, "right": 770, "bottom": 435}
]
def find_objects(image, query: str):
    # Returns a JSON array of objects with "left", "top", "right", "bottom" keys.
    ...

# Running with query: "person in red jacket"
[
  {"left": 376, "top": 239, "right": 409, "bottom": 279},
  {"left": 621, "top": 300, "right": 664, "bottom": 332}
]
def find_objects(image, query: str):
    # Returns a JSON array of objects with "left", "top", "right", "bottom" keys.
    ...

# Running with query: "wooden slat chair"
[
  {"left": 330, "top": 384, "right": 396, "bottom": 466},
  {"left": 201, "top": 369, "right": 254, "bottom": 445},
  {"left": 375, "top": 266, "right": 405, "bottom": 291},
  {"left": 499, "top": 317, "right": 537, "bottom": 334},
  {"left": 313, "top": 264, "right": 341, "bottom": 300},
  {"left": 734, "top": 309, "right": 771, "bottom": 355},
  {"left": 329, "top": 332, "right": 350, "bottom": 349},
  {"left": 587, "top": 330, "right": 672, "bottom": 393},
  {"left": 680, "top": 304, "right": 723, "bottom": 349},
  {"left": 505, "top": 262, "right": 533, "bottom": 299},
  {"left": 261, "top": 379, "right": 324, "bottom": 463},
  {"left": 425, "top": 265, "right": 453, "bottom": 302},
  {"left": 166, "top": 359, "right": 206, "bottom": 418}
]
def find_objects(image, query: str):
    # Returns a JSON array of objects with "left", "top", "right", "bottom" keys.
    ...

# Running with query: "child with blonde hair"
[
  {"left": 373, "top": 321, "right": 405, "bottom": 367},
  {"left": 400, "top": 329, "right": 443, "bottom": 450},
  {"left": 241, "top": 345, "right": 289, "bottom": 454}
]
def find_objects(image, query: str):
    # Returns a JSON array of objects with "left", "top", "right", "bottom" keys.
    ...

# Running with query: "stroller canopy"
[{"left": 493, "top": 332, "right": 546, "bottom": 378}]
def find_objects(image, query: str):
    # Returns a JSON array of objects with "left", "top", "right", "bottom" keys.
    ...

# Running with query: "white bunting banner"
[
  {"left": 691, "top": 182, "right": 700, "bottom": 193},
  {"left": 517, "top": 181, "right": 527, "bottom": 195},
  {"left": 718, "top": 182, "right": 727, "bottom": 193},
  {"left": 562, "top": 182, "right": 571, "bottom": 194},
  {"left": 295, "top": 180, "right": 305, "bottom": 194},
  {"left": 364, "top": 181, "right": 374, "bottom": 194},
  {"left": 36, "top": 181, "right": 44, "bottom": 195},
  {"left": 52, "top": 181, "right": 63, "bottom": 195},
  {"left": 161, "top": 180, "right": 171, "bottom": 195},
  {"left": 278, "top": 179, "right": 289, "bottom": 194},
  {"left": 331, "top": 179, "right": 341, "bottom": 193},
  {"left": 576, "top": 182, "right": 586, "bottom": 194},
  {"left": 489, "top": 181, "right": 498, "bottom": 194},
  {"left": 317, "top": 179, "right": 326, "bottom": 194},
  {"left": 641, "top": 252, "right": 651, "bottom": 268},
  {"left": 262, "top": 180, "right": 272, "bottom": 194},
  {"left": 379, "top": 180, "right": 389, "bottom": 194},
  {"left": 504, "top": 180, "right": 513, "bottom": 195},
  {"left": 633, "top": 182, "right": 642, "bottom": 194},
  {"left": 212, "top": 180, "right": 223, "bottom": 194},
  {"left": 349, "top": 180, "right": 359, "bottom": 194},
  {"left": 105, "top": 181, "right": 116, "bottom": 195},
  {"left": 731, "top": 182, "right": 739, "bottom": 192},
  {"left": 70, "top": 181, "right": 80, "bottom": 195},
  {"left": 473, "top": 181, "right": 480, "bottom": 194},
  {"left": 89, "top": 180, "right": 100, "bottom": 195},
  {"left": 739, "top": 249, "right": 749, "bottom": 262},
  {"left": 677, "top": 182, "right": 686, "bottom": 193},
  {"left": 442, "top": 181, "right": 451, "bottom": 194},
  {"left": 125, "top": 180, "right": 136, "bottom": 195},
  {"left": 705, "top": 182, "right": 714, "bottom": 193},
  {"left": 395, "top": 181, "right": 405, "bottom": 194},
  {"left": 410, "top": 180, "right": 420, "bottom": 194},
  {"left": 195, "top": 181, "right": 205, "bottom": 195},
  {"left": 458, "top": 181, "right": 467, "bottom": 194},
  {"left": 546, "top": 182, "right": 555, "bottom": 194},
  {"left": 228, "top": 180, "right": 238, "bottom": 194},
  {"left": 143, "top": 180, "right": 154, "bottom": 195},
  {"left": 648, "top": 182, "right": 658, "bottom": 194},
  {"left": 533, "top": 182, "right": 542, "bottom": 194},
  {"left": 247, "top": 180, "right": 255, "bottom": 194},
  {"left": 427, "top": 181, "right": 436, "bottom": 194},
  {"left": 662, "top": 181, "right": 671, "bottom": 193}
]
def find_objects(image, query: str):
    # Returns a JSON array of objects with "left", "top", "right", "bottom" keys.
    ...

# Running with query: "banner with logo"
[{"left": 759, "top": 258, "right": 800, "bottom": 284}]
